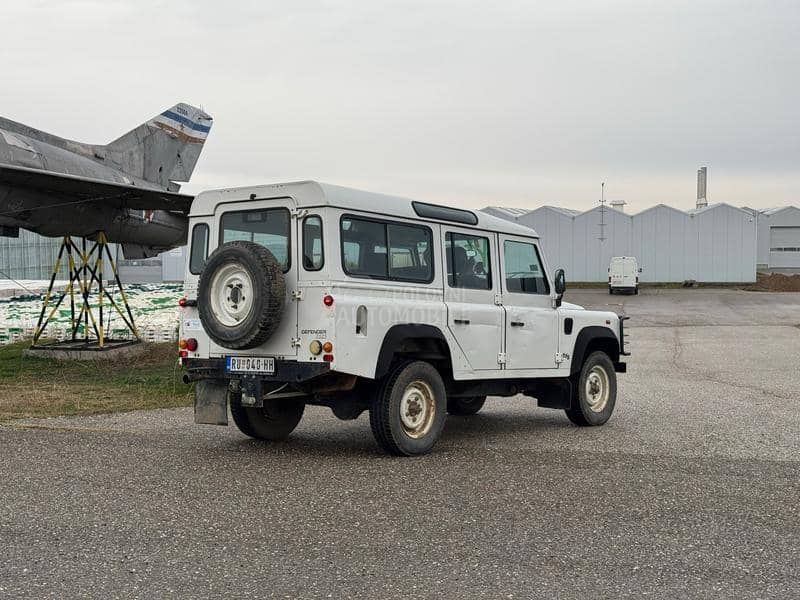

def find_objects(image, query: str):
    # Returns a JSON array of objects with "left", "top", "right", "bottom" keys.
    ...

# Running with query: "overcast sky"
[{"left": 3, "top": 0, "right": 798, "bottom": 212}]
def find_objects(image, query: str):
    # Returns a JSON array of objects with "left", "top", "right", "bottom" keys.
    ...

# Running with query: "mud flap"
[
  {"left": 194, "top": 380, "right": 229, "bottom": 425},
  {"left": 535, "top": 378, "right": 573, "bottom": 410}
]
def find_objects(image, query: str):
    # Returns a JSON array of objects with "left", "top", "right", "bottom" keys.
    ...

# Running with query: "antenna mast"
[{"left": 598, "top": 182, "right": 607, "bottom": 242}]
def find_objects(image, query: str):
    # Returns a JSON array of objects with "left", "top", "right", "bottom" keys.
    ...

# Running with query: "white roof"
[
  {"left": 192, "top": 180, "right": 539, "bottom": 238},
  {"left": 481, "top": 206, "right": 529, "bottom": 218},
  {"left": 758, "top": 206, "right": 800, "bottom": 216},
  {"left": 534, "top": 205, "right": 582, "bottom": 217},
  {"left": 686, "top": 202, "right": 754, "bottom": 217}
]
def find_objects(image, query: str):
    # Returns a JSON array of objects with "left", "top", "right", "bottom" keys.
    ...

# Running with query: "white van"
[
  {"left": 178, "top": 181, "right": 629, "bottom": 455},
  {"left": 608, "top": 256, "right": 640, "bottom": 295}
]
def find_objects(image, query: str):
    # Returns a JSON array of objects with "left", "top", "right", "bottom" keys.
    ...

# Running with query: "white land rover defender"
[{"left": 179, "top": 181, "right": 628, "bottom": 456}]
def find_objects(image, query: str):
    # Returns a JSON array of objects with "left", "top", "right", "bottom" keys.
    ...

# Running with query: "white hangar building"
[
  {"left": 752, "top": 206, "right": 800, "bottom": 272},
  {"left": 482, "top": 203, "right": 763, "bottom": 283}
]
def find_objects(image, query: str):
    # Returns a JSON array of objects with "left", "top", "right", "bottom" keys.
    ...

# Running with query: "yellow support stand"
[{"left": 32, "top": 233, "right": 140, "bottom": 348}]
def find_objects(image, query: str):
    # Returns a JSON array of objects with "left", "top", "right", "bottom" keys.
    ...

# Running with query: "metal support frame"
[{"left": 32, "top": 232, "right": 139, "bottom": 347}]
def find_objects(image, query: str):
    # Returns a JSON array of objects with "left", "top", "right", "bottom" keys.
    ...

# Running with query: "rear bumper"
[
  {"left": 183, "top": 357, "right": 330, "bottom": 384},
  {"left": 187, "top": 358, "right": 331, "bottom": 426}
]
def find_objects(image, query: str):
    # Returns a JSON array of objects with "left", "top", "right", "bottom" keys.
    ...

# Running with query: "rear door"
[
  {"left": 499, "top": 235, "right": 558, "bottom": 370},
  {"left": 208, "top": 196, "right": 299, "bottom": 358},
  {"left": 610, "top": 258, "right": 624, "bottom": 286},
  {"left": 623, "top": 258, "right": 636, "bottom": 286},
  {"left": 442, "top": 228, "right": 504, "bottom": 371}
]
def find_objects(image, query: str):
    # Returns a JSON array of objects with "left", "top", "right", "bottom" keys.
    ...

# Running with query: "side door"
[
  {"left": 499, "top": 235, "right": 558, "bottom": 369},
  {"left": 442, "top": 228, "right": 504, "bottom": 371}
]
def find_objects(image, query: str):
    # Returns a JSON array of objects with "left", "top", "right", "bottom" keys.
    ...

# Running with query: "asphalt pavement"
[{"left": 1, "top": 288, "right": 799, "bottom": 599}]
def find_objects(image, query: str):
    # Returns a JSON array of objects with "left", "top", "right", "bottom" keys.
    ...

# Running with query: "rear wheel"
[
  {"left": 230, "top": 393, "right": 305, "bottom": 440},
  {"left": 447, "top": 396, "right": 486, "bottom": 416},
  {"left": 370, "top": 361, "right": 447, "bottom": 456},
  {"left": 565, "top": 351, "right": 617, "bottom": 426}
]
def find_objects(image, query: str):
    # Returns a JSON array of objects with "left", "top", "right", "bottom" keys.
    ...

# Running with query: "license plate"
[{"left": 226, "top": 356, "right": 275, "bottom": 374}]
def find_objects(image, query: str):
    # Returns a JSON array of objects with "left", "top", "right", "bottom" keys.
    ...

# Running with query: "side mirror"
[{"left": 554, "top": 269, "right": 566, "bottom": 306}]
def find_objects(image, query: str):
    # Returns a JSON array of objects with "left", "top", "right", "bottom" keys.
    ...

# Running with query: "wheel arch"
[
  {"left": 569, "top": 326, "right": 620, "bottom": 376},
  {"left": 374, "top": 324, "right": 453, "bottom": 380}
]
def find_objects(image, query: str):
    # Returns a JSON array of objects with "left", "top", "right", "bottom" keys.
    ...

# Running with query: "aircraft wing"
[{"left": 0, "top": 163, "right": 193, "bottom": 213}]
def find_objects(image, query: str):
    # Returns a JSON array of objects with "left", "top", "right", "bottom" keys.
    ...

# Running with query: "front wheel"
[
  {"left": 370, "top": 361, "right": 447, "bottom": 456},
  {"left": 230, "top": 393, "right": 305, "bottom": 440},
  {"left": 565, "top": 351, "right": 617, "bottom": 426}
]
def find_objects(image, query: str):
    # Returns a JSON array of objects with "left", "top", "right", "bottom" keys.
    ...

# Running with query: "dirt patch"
[
  {"left": 743, "top": 273, "right": 800, "bottom": 292},
  {"left": 0, "top": 342, "right": 192, "bottom": 421}
]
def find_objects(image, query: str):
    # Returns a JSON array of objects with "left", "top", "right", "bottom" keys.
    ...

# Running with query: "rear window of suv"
[
  {"left": 220, "top": 208, "right": 291, "bottom": 271},
  {"left": 340, "top": 216, "right": 433, "bottom": 283}
]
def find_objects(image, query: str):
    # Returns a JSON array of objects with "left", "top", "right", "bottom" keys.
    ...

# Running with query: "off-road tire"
[
  {"left": 198, "top": 241, "right": 285, "bottom": 350},
  {"left": 369, "top": 360, "right": 447, "bottom": 456},
  {"left": 447, "top": 396, "right": 486, "bottom": 416},
  {"left": 565, "top": 351, "right": 617, "bottom": 426},
  {"left": 230, "top": 393, "right": 305, "bottom": 440}
]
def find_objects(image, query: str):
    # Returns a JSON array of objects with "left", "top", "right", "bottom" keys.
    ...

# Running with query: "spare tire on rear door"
[{"left": 198, "top": 241, "right": 286, "bottom": 350}]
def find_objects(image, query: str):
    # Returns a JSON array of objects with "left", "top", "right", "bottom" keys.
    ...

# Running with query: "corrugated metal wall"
[
  {"left": 161, "top": 246, "right": 186, "bottom": 282},
  {"left": 0, "top": 231, "right": 68, "bottom": 280},
  {"left": 0, "top": 233, "right": 120, "bottom": 282},
  {"left": 0, "top": 232, "right": 189, "bottom": 284},
  {"left": 487, "top": 203, "right": 758, "bottom": 283}
]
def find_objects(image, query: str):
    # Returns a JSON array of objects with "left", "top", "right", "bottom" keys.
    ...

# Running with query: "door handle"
[
  {"left": 453, "top": 319, "right": 471, "bottom": 325},
  {"left": 510, "top": 321, "right": 525, "bottom": 327}
]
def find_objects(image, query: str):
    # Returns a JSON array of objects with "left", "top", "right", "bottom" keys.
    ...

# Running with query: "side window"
[
  {"left": 340, "top": 217, "right": 433, "bottom": 282},
  {"left": 189, "top": 223, "right": 209, "bottom": 275},
  {"left": 302, "top": 215, "right": 324, "bottom": 271},
  {"left": 504, "top": 240, "right": 550, "bottom": 294},
  {"left": 387, "top": 223, "right": 432, "bottom": 281},
  {"left": 220, "top": 208, "right": 291, "bottom": 272},
  {"left": 445, "top": 232, "right": 492, "bottom": 290},
  {"left": 342, "top": 218, "right": 387, "bottom": 278}
]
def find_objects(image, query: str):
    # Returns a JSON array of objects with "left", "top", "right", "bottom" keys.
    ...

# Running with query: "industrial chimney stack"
[{"left": 696, "top": 166, "right": 708, "bottom": 209}]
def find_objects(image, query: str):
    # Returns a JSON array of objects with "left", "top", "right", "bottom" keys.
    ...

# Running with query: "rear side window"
[
  {"left": 504, "top": 240, "right": 549, "bottom": 294},
  {"left": 220, "top": 208, "right": 291, "bottom": 272},
  {"left": 189, "top": 223, "right": 209, "bottom": 275},
  {"left": 340, "top": 216, "right": 433, "bottom": 283},
  {"left": 445, "top": 232, "right": 492, "bottom": 290},
  {"left": 302, "top": 216, "right": 324, "bottom": 271}
]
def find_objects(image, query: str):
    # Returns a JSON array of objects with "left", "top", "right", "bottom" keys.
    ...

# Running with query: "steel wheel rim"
[
  {"left": 399, "top": 380, "right": 436, "bottom": 438},
  {"left": 585, "top": 365, "right": 610, "bottom": 413},
  {"left": 210, "top": 263, "right": 254, "bottom": 327}
]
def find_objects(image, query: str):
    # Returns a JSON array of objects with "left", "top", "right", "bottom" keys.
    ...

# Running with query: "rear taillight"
[
  {"left": 185, "top": 338, "right": 198, "bottom": 351},
  {"left": 323, "top": 294, "right": 334, "bottom": 307}
]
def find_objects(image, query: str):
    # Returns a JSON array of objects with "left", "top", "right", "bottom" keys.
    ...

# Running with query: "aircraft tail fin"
[{"left": 105, "top": 103, "right": 213, "bottom": 189}]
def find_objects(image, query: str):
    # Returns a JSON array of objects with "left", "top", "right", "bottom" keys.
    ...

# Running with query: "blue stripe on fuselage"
[{"left": 159, "top": 110, "right": 212, "bottom": 133}]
